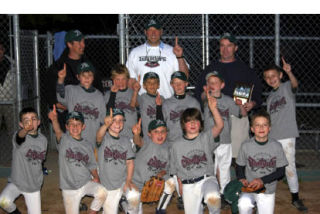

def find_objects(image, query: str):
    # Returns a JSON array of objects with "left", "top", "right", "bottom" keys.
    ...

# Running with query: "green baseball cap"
[
  {"left": 65, "top": 30, "right": 84, "bottom": 43},
  {"left": 143, "top": 72, "right": 159, "bottom": 83},
  {"left": 145, "top": 19, "right": 162, "bottom": 30},
  {"left": 223, "top": 180, "right": 243, "bottom": 214},
  {"left": 205, "top": 71, "right": 224, "bottom": 82},
  {"left": 171, "top": 71, "right": 187, "bottom": 81},
  {"left": 107, "top": 108, "right": 125, "bottom": 118},
  {"left": 77, "top": 62, "right": 95, "bottom": 74},
  {"left": 220, "top": 32, "right": 237, "bottom": 44},
  {"left": 66, "top": 111, "right": 85, "bottom": 123},
  {"left": 148, "top": 119, "right": 167, "bottom": 132}
]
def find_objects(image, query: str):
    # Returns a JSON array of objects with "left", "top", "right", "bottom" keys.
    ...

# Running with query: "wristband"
[{"left": 176, "top": 56, "right": 184, "bottom": 59}]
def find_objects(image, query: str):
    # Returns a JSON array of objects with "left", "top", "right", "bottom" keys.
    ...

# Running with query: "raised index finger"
[
  {"left": 109, "top": 108, "right": 113, "bottom": 118},
  {"left": 137, "top": 75, "right": 141, "bottom": 83},
  {"left": 281, "top": 56, "right": 287, "bottom": 65},
  {"left": 175, "top": 36, "right": 178, "bottom": 46},
  {"left": 138, "top": 118, "right": 142, "bottom": 126},
  {"left": 53, "top": 104, "right": 56, "bottom": 113}
]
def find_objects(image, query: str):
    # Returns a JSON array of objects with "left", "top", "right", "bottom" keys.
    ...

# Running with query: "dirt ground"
[{"left": 0, "top": 151, "right": 319, "bottom": 214}]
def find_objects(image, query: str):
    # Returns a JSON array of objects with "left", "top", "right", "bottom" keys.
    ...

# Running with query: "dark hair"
[
  {"left": 263, "top": 64, "right": 284, "bottom": 74},
  {"left": 250, "top": 109, "right": 271, "bottom": 126},
  {"left": 180, "top": 108, "right": 204, "bottom": 135},
  {"left": 19, "top": 107, "right": 38, "bottom": 122}
]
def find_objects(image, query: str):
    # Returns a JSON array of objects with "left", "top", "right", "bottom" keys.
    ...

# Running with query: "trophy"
[{"left": 233, "top": 83, "right": 254, "bottom": 104}]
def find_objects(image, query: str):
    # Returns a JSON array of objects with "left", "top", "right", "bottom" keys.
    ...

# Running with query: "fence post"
[
  {"left": 47, "top": 31, "right": 53, "bottom": 67},
  {"left": 33, "top": 30, "right": 40, "bottom": 121},
  {"left": 275, "top": 14, "right": 280, "bottom": 65},
  {"left": 205, "top": 14, "right": 209, "bottom": 67},
  {"left": 13, "top": 15, "right": 21, "bottom": 117},
  {"left": 119, "top": 14, "right": 125, "bottom": 64}
]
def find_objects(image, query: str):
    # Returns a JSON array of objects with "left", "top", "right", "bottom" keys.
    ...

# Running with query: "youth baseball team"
[{"left": 0, "top": 19, "right": 308, "bottom": 214}]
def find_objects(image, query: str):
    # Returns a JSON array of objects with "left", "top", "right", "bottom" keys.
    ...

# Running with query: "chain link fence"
[
  {"left": 1, "top": 14, "right": 319, "bottom": 169},
  {"left": 0, "top": 15, "right": 15, "bottom": 164},
  {"left": 124, "top": 14, "right": 320, "bottom": 169}
]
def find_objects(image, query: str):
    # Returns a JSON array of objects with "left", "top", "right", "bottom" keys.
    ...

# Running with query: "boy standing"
[
  {"left": 202, "top": 71, "right": 247, "bottom": 206},
  {"left": 263, "top": 57, "right": 307, "bottom": 211},
  {"left": 48, "top": 106, "right": 107, "bottom": 214},
  {"left": 57, "top": 61, "right": 106, "bottom": 149},
  {"left": 132, "top": 72, "right": 164, "bottom": 137},
  {"left": 0, "top": 107, "right": 47, "bottom": 214},
  {"left": 104, "top": 64, "right": 138, "bottom": 139},
  {"left": 236, "top": 110, "right": 288, "bottom": 214},
  {"left": 96, "top": 108, "right": 139, "bottom": 214},
  {"left": 169, "top": 91, "right": 224, "bottom": 214},
  {"left": 162, "top": 71, "right": 201, "bottom": 144}
]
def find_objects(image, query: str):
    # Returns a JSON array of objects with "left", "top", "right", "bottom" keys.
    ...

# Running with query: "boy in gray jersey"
[
  {"left": 236, "top": 110, "right": 288, "bottom": 214},
  {"left": 131, "top": 119, "right": 175, "bottom": 214},
  {"left": 96, "top": 108, "right": 139, "bottom": 214},
  {"left": 162, "top": 71, "right": 201, "bottom": 144},
  {"left": 105, "top": 64, "right": 138, "bottom": 139},
  {"left": 48, "top": 106, "right": 107, "bottom": 214},
  {"left": 56, "top": 61, "right": 106, "bottom": 149},
  {"left": 0, "top": 107, "right": 47, "bottom": 214},
  {"left": 131, "top": 72, "right": 165, "bottom": 138},
  {"left": 202, "top": 71, "right": 247, "bottom": 206},
  {"left": 169, "top": 91, "right": 224, "bottom": 214},
  {"left": 263, "top": 57, "right": 307, "bottom": 211}
]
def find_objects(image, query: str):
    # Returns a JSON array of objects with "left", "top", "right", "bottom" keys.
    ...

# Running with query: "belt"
[{"left": 182, "top": 175, "right": 205, "bottom": 184}]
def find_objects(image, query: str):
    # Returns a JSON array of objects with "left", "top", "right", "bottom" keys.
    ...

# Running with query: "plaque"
[{"left": 233, "top": 83, "right": 254, "bottom": 104}]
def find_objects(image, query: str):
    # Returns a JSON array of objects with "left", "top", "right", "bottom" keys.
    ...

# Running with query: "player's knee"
[
  {"left": 205, "top": 192, "right": 221, "bottom": 208},
  {"left": 0, "top": 196, "right": 12, "bottom": 210},
  {"left": 95, "top": 187, "right": 107, "bottom": 202},
  {"left": 164, "top": 178, "right": 175, "bottom": 194},
  {"left": 238, "top": 196, "right": 254, "bottom": 211},
  {"left": 127, "top": 189, "right": 140, "bottom": 208}
]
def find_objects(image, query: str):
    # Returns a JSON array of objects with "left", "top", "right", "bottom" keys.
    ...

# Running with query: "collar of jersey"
[
  {"left": 80, "top": 85, "right": 96, "bottom": 93},
  {"left": 29, "top": 133, "right": 39, "bottom": 138},
  {"left": 119, "top": 88, "right": 128, "bottom": 92},
  {"left": 146, "top": 41, "right": 164, "bottom": 49},
  {"left": 174, "top": 93, "right": 186, "bottom": 99},
  {"left": 147, "top": 93, "right": 157, "bottom": 98},
  {"left": 183, "top": 134, "right": 199, "bottom": 141},
  {"left": 109, "top": 133, "right": 120, "bottom": 140},
  {"left": 72, "top": 136, "right": 83, "bottom": 141},
  {"left": 254, "top": 139, "right": 268, "bottom": 145}
]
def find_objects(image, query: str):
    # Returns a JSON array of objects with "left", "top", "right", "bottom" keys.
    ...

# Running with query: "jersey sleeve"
[
  {"left": 236, "top": 142, "right": 247, "bottom": 166},
  {"left": 99, "top": 94, "right": 106, "bottom": 125},
  {"left": 169, "top": 146, "right": 178, "bottom": 176},
  {"left": 276, "top": 142, "right": 289, "bottom": 168},
  {"left": 229, "top": 98, "right": 241, "bottom": 117},
  {"left": 87, "top": 148, "right": 98, "bottom": 171},
  {"left": 126, "top": 139, "right": 135, "bottom": 160},
  {"left": 57, "top": 84, "right": 68, "bottom": 106},
  {"left": 283, "top": 81, "right": 295, "bottom": 98}
]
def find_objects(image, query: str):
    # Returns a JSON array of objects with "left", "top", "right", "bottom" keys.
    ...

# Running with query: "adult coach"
[
  {"left": 126, "top": 19, "right": 189, "bottom": 99},
  {"left": 195, "top": 33, "right": 262, "bottom": 159},
  {"left": 46, "top": 30, "right": 103, "bottom": 131}
]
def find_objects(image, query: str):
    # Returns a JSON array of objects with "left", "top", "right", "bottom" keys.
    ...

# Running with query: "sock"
[{"left": 291, "top": 192, "right": 299, "bottom": 202}]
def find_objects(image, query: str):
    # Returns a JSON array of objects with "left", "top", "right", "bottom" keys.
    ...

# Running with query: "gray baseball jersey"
[
  {"left": 132, "top": 137, "right": 170, "bottom": 191},
  {"left": 267, "top": 81, "right": 299, "bottom": 140},
  {"left": 137, "top": 93, "right": 165, "bottom": 137},
  {"left": 236, "top": 138, "right": 288, "bottom": 194},
  {"left": 98, "top": 133, "right": 135, "bottom": 190},
  {"left": 170, "top": 130, "right": 220, "bottom": 181},
  {"left": 58, "top": 133, "right": 97, "bottom": 190},
  {"left": 104, "top": 88, "right": 138, "bottom": 139},
  {"left": 57, "top": 85, "right": 106, "bottom": 148},
  {"left": 9, "top": 132, "right": 47, "bottom": 192},
  {"left": 204, "top": 93, "right": 240, "bottom": 144},
  {"left": 162, "top": 95, "right": 201, "bottom": 144}
]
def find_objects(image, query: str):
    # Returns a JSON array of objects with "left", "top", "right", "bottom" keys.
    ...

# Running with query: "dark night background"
[{"left": 20, "top": 14, "right": 119, "bottom": 34}]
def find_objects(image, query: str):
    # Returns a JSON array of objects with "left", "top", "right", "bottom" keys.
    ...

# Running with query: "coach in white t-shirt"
[{"left": 126, "top": 19, "right": 189, "bottom": 99}]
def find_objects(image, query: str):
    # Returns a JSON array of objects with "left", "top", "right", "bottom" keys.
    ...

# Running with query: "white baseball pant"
[
  {"left": 157, "top": 177, "right": 176, "bottom": 210},
  {"left": 231, "top": 115, "right": 249, "bottom": 158},
  {"left": 214, "top": 144, "right": 232, "bottom": 194},
  {"left": 238, "top": 192, "right": 275, "bottom": 214},
  {"left": 182, "top": 176, "right": 220, "bottom": 214},
  {"left": 62, "top": 181, "right": 107, "bottom": 214},
  {"left": 103, "top": 185, "right": 141, "bottom": 214},
  {"left": 278, "top": 138, "right": 299, "bottom": 193},
  {"left": 0, "top": 182, "right": 41, "bottom": 214}
]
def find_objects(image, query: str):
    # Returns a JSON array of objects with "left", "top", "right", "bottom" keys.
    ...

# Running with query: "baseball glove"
[
  {"left": 241, "top": 185, "right": 266, "bottom": 193},
  {"left": 141, "top": 176, "right": 165, "bottom": 203}
]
